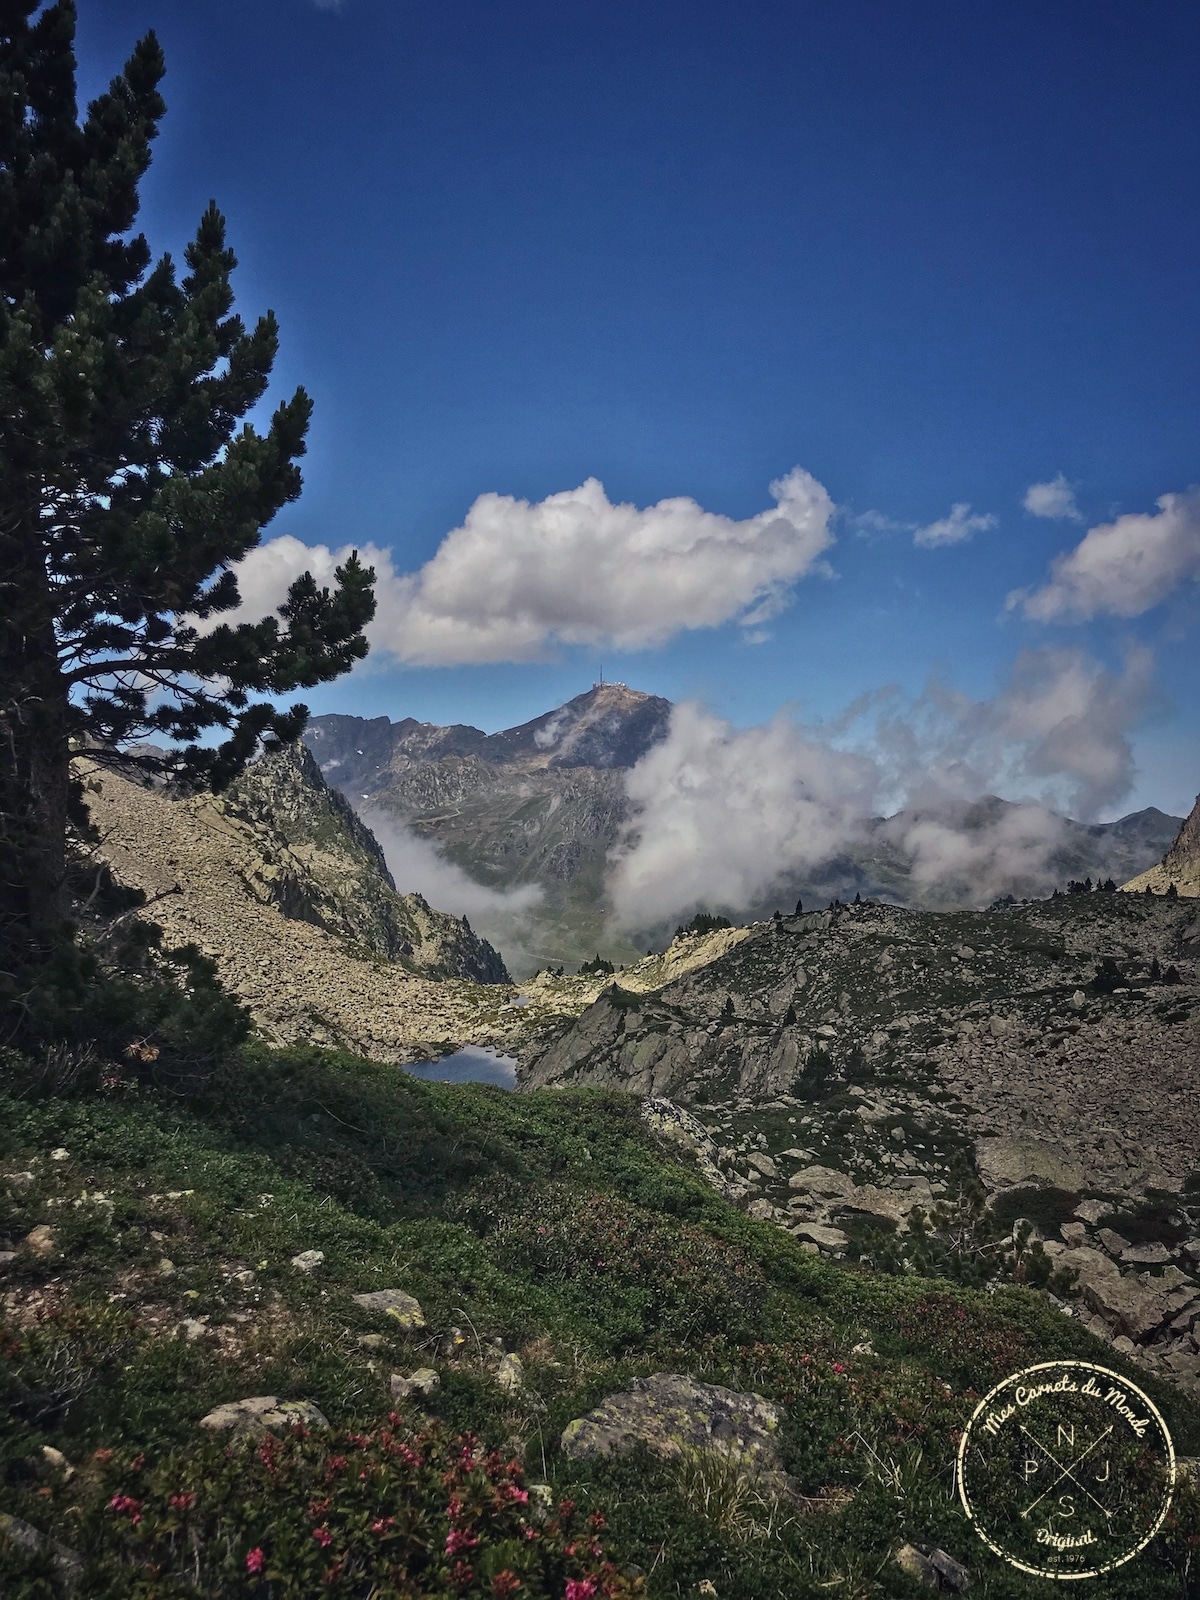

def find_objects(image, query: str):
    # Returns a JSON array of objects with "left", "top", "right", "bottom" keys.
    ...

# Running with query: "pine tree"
[{"left": 0, "top": 4, "right": 375, "bottom": 993}]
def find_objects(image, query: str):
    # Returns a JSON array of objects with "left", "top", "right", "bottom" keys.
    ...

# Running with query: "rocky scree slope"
[
  {"left": 221, "top": 745, "right": 508, "bottom": 981},
  {"left": 79, "top": 747, "right": 753, "bottom": 1067},
  {"left": 79, "top": 749, "right": 513, "bottom": 1061},
  {"left": 522, "top": 892, "right": 1200, "bottom": 1388}
]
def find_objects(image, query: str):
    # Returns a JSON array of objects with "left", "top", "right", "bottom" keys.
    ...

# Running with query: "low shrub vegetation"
[{"left": 2, "top": 1036, "right": 1199, "bottom": 1597}]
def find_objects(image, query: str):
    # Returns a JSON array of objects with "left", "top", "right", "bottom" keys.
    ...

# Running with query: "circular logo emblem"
[{"left": 957, "top": 1360, "right": 1175, "bottom": 1579}]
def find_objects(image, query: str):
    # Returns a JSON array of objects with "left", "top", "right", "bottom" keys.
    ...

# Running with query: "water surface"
[{"left": 402, "top": 1044, "right": 517, "bottom": 1089}]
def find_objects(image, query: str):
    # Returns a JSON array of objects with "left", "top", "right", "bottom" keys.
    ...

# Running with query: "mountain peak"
[{"left": 486, "top": 683, "right": 672, "bottom": 769}]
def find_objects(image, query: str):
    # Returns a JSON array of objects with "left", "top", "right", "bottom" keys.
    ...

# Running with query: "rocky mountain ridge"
[
  {"left": 78, "top": 748, "right": 515, "bottom": 1061},
  {"left": 1126, "top": 790, "right": 1200, "bottom": 897},
  {"left": 221, "top": 745, "right": 508, "bottom": 980},
  {"left": 307, "top": 686, "right": 671, "bottom": 970},
  {"left": 306, "top": 688, "right": 1182, "bottom": 969}
]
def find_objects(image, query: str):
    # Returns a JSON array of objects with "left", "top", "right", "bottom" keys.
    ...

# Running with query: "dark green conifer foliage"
[{"left": 0, "top": 3, "right": 375, "bottom": 991}]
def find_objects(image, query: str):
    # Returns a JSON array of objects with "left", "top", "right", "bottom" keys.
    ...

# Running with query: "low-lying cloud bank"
[
  {"left": 221, "top": 469, "right": 835, "bottom": 664},
  {"left": 363, "top": 809, "right": 545, "bottom": 973},
  {"left": 607, "top": 646, "right": 1155, "bottom": 931}
]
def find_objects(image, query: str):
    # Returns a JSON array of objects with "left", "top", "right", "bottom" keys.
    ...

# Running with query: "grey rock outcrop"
[
  {"left": 560, "top": 1373, "right": 794, "bottom": 1497},
  {"left": 389, "top": 1368, "right": 440, "bottom": 1401},
  {"left": 351, "top": 1289, "right": 426, "bottom": 1329},
  {"left": 0, "top": 1512, "right": 83, "bottom": 1591},
  {"left": 220, "top": 743, "right": 508, "bottom": 982},
  {"left": 974, "top": 1137, "right": 1085, "bottom": 1193},
  {"left": 522, "top": 895, "right": 1198, "bottom": 1198},
  {"left": 199, "top": 1396, "right": 330, "bottom": 1437}
]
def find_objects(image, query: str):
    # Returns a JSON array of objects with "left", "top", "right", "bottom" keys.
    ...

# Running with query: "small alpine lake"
[{"left": 402, "top": 1044, "right": 518, "bottom": 1089}]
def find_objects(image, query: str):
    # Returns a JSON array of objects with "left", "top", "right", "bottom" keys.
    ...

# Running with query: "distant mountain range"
[
  {"left": 306, "top": 686, "right": 1184, "bottom": 974},
  {"left": 306, "top": 686, "right": 669, "bottom": 970}
]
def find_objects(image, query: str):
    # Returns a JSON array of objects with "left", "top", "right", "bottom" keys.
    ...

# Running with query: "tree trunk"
[{"left": 0, "top": 511, "right": 71, "bottom": 992}]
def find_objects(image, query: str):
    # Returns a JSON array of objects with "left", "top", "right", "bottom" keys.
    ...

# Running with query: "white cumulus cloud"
[
  {"left": 912, "top": 502, "right": 997, "bottom": 548},
  {"left": 1023, "top": 474, "right": 1081, "bottom": 521},
  {"left": 217, "top": 470, "right": 836, "bottom": 667},
  {"left": 1010, "top": 489, "right": 1200, "bottom": 621}
]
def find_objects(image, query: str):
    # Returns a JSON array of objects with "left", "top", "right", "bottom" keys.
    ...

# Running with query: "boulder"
[
  {"left": 835, "top": 1186, "right": 923, "bottom": 1229},
  {"left": 1097, "top": 1228, "right": 1131, "bottom": 1258},
  {"left": 389, "top": 1368, "right": 440, "bottom": 1401},
  {"left": 495, "top": 1353, "right": 525, "bottom": 1393},
  {"left": 895, "top": 1542, "right": 971, "bottom": 1592},
  {"left": 561, "top": 1372, "right": 793, "bottom": 1496},
  {"left": 351, "top": 1289, "right": 426, "bottom": 1329},
  {"left": 1075, "top": 1260, "right": 1171, "bottom": 1337},
  {"left": 973, "top": 1137, "right": 1083, "bottom": 1194},
  {"left": 1056, "top": 1246, "right": 1170, "bottom": 1341},
  {"left": 788, "top": 1165, "right": 856, "bottom": 1198},
  {"left": 745, "top": 1152, "right": 779, "bottom": 1180},
  {"left": 790, "top": 1222, "right": 850, "bottom": 1252},
  {"left": 0, "top": 1512, "right": 82, "bottom": 1591},
  {"left": 1121, "top": 1241, "right": 1173, "bottom": 1267},
  {"left": 895, "top": 1544, "right": 938, "bottom": 1586},
  {"left": 199, "top": 1396, "right": 329, "bottom": 1436},
  {"left": 23, "top": 1225, "right": 56, "bottom": 1257},
  {"left": 930, "top": 1549, "right": 972, "bottom": 1591},
  {"left": 290, "top": 1249, "right": 325, "bottom": 1273}
]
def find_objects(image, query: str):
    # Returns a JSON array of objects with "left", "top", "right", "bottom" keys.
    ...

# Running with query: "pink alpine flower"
[
  {"left": 245, "top": 1547, "right": 265, "bottom": 1574},
  {"left": 313, "top": 1526, "right": 333, "bottom": 1548},
  {"left": 565, "top": 1581, "right": 598, "bottom": 1600},
  {"left": 108, "top": 1494, "right": 142, "bottom": 1525},
  {"left": 446, "top": 1527, "right": 480, "bottom": 1556}
]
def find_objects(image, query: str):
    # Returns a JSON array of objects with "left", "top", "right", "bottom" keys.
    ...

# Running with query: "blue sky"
[{"left": 80, "top": 1, "right": 1200, "bottom": 816}]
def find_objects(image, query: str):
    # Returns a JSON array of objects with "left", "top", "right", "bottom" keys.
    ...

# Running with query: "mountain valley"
[{"left": 305, "top": 686, "right": 1183, "bottom": 973}]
